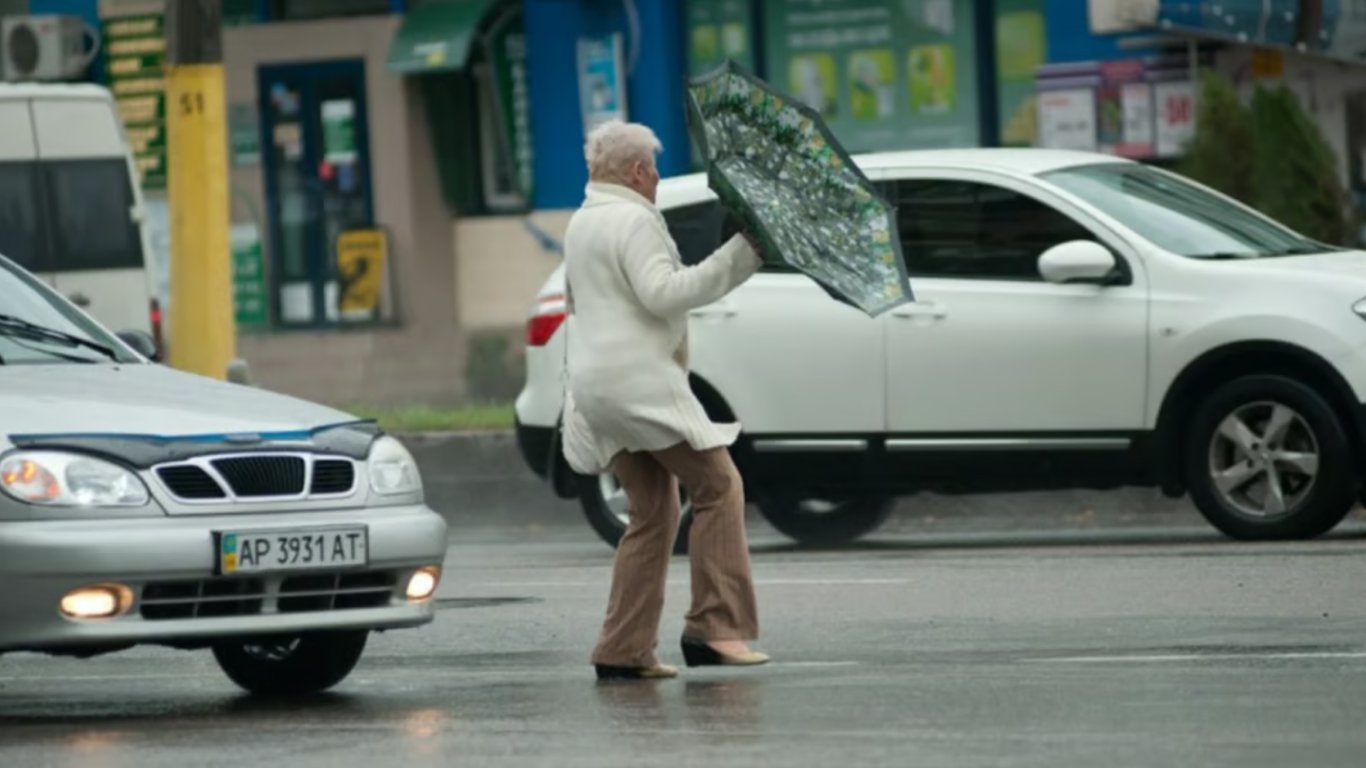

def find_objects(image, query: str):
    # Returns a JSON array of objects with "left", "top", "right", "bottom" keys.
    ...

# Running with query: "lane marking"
[{"left": 1028, "top": 651, "right": 1366, "bottom": 664}]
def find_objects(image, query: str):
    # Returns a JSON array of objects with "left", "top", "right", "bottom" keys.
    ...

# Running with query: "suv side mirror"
[
  {"left": 1038, "top": 241, "right": 1119, "bottom": 285},
  {"left": 116, "top": 330, "right": 160, "bottom": 362}
]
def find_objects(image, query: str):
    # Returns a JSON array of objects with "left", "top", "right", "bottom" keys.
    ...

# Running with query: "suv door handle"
[
  {"left": 891, "top": 301, "right": 946, "bottom": 319},
  {"left": 68, "top": 292, "right": 91, "bottom": 308}
]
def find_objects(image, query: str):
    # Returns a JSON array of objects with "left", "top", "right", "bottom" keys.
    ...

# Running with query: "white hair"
[{"left": 584, "top": 120, "right": 662, "bottom": 182}]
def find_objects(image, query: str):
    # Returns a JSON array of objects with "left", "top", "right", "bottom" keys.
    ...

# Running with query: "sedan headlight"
[
  {"left": 368, "top": 436, "right": 422, "bottom": 497},
  {"left": 0, "top": 452, "right": 149, "bottom": 507}
]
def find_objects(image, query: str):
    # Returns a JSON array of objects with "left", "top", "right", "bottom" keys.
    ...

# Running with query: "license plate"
[{"left": 215, "top": 526, "right": 368, "bottom": 575}]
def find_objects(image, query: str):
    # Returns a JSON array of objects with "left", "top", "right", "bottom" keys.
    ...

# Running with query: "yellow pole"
[{"left": 164, "top": 1, "right": 234, "bottom": 378}]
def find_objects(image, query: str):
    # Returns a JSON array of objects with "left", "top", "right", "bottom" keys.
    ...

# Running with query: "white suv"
[{"left": 516, "top": 148, "right": 1366, "bottom": 549}]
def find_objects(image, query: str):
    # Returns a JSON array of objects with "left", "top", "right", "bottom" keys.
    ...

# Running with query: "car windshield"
[
  {"left": 0, "top": 255, "right": 137, "bottom": 365},
  {"left": 1041, "top": 163, "right": 1332, "bottom": 259}
]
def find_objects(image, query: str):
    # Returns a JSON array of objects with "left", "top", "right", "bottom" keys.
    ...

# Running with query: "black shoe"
[
  {"left": 594, "top": 663, "right": 679, "bottom": 680},
  {"left": 680, "top": 636, "right": 770, "bottom": 667}
]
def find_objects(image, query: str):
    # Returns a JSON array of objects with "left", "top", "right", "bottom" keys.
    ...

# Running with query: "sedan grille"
[
  {"left": 138, "top": 570, "right": 399, "bottom": 620},
  {"left": 212, "top": 456, "right": 306, "bottom": 497},
  {"left": 156, "top": 465, "right": 226, "bottom": 500},
  {"left": 310, "top": 459, "right": 357, "bottom": 495},
  {"left": 153, "top": 454, "right": 361, "bottom": 503}
]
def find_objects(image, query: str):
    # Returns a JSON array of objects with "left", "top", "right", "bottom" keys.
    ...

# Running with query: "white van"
[{"left": 0, "top": 83, "right": 158, "bottom": 347}]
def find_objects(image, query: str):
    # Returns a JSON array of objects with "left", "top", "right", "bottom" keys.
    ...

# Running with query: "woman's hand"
[{"left": 741, "top": 231, "right": 766, "bottom": 263}]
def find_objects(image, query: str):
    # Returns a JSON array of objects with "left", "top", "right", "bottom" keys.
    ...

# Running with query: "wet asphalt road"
[{"left": 4, "top": 513, "right": 1366, "bottom": 768}]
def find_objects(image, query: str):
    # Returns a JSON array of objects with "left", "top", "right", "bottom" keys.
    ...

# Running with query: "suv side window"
[
  {"left": 663, "top": 201, "right": 723, "bottom": 267},
  {"left": 663, "top": 200, "right": 751, "bottom": 267},
  {"left": 885, "top": 178, "right": 1098, "bottom": 280}
]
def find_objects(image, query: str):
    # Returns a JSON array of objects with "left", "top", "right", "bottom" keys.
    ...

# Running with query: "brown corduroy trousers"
[{"left": 590, "top": 443, "right": 759, "bottom": 668}]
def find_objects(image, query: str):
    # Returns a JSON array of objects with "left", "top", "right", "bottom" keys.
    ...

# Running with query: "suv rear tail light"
[{"left": 526, "top": 293, "right": 567, "bottom": 347}]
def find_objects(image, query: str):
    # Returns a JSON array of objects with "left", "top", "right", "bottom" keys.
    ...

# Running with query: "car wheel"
[
  {"left": 579, "top": 472, "right": 694, "bottom": 554},
  {"left": 213, "top": 630, "right": 368, "bottom": 697},
  {"left": 757, "top": 496, "right": 895, "bottom": 546},
  {"left": 1185, "top": 375, "right": 1355, "bottom": 540}
]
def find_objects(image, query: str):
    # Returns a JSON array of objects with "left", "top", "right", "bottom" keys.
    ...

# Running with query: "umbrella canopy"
[{"left": 684, "top": 59, "right": 913, "bottom": 317}]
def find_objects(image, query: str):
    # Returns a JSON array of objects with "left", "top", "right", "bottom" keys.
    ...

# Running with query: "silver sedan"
[{"left": 0, "top": 254, "right": 447, "bottom": 696}]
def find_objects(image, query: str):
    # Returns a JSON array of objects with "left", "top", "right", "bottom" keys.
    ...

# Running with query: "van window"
[
  {"left": 0, "top": 161, "right": 44, "bottom": 270},
  {"left": 42, "top": 159, "right": 142, "bottom": 272}
]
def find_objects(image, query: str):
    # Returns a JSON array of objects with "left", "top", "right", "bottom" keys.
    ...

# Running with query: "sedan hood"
[{"left": 1, "top": 363, "right": 356, "bottom": 439}]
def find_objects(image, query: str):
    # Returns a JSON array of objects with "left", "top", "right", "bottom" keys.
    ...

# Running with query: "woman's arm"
[{"left": 619, "top": 219, "right": 761, "bottom": 318}]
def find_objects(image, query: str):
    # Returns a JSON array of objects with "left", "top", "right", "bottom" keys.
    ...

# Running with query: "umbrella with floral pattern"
[{"left": 684, "top": 59, "right": 912, "bottom": 317}]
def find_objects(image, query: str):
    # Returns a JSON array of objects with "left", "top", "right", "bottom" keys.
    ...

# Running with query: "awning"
[
  {"left": 387, "top": 0, "right": 497, "bottom": 74},
  {"left": 1121, "top": 0, "right": 1366, "bottom": 66}
]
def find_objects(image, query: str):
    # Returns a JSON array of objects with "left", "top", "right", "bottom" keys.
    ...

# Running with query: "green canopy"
[{"left": 387, "top": 0, "right": 496, "bottom": 74}]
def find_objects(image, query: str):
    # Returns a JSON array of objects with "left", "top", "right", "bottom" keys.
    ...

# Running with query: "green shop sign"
[
  {"left": 761, "top": 0, "right": 980, "bottom": 153},
  {"left": 489, "top": 18, "right": 534, "bottom": 203},
  {"left": 103, "top": 13, "right": 168, "bottom": 190}
]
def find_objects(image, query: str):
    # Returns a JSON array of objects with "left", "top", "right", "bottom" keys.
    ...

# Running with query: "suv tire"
[
  {"left": 757, "top": 496, "right": 896, "bottom": 546},
  {"left": 1185, "top": 374, "right": 1356, "bottom": 540},
  {"left": 213, "top": 630, "right": 368, "bottom": 697},
  {"left": 580, "top": 472, "right": 694, "bottom": 554}
]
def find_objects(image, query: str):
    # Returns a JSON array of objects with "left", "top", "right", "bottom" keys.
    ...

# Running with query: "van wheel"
[
  {"left": 1185, "top": 375, "right": 1355, "bottom": 540},
  {"left": 213, "top": 630, "right": 368, "bottom": 697},
  {"left": 757, "top": 496, "right": 895, "bottom": 546},
  {"left": 579, "top": 472, "right": 693, "bottom": 554}
]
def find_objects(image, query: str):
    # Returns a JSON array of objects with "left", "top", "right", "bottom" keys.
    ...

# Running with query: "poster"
[
  {"left": 103, "top": 13, "right": 167, "bottom": 190},
  {"left": 231, "top": 223, "right": 268, "bottom": 328},
  {"left": 1120, "top": 82, "right": 1154, "bottom": 156},
  {"left": 687, "top": 0, "right": 756, "bottom": 75},
  {"left": 321, "top": 100, "right": 358, "bottom": 165},
  {"left": 228, "top": 103, "right": 260, "bottom": 166},
  {"left": 1097, "top": 59, "right": 1145, "bottom": 154},
  {"left": 336, "top": 229, "right": 387, "bottom": 322},
  {"left": 1154, "top": 81, "right": 1196, "bottom": 157},
  {"left": 761, "top": 0, "right": 980, "bottom": 152},
  {"left": 577, "top": 34, "right": 628, "bottom": 133},
  {"left": 1037, "top": 89, "right": 1097, "bottom": 151},
  {"left": 995, "top": 0, "right": 1046, "bottom": 146}
]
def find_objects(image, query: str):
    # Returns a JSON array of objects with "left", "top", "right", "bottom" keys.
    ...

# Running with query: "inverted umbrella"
[{"left": 684, "top": 59, "right": 912, "bottom": 317}]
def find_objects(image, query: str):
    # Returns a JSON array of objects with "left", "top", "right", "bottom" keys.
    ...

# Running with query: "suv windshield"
[
  {"left": 1042, "top": 163, "right": 1332, "bottom": 259},
  {"left": 0, "top": 256, "right": 136, "bottom": 365}
]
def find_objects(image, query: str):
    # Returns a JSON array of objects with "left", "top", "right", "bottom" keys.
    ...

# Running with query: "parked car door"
[
  {"left": 879, "top": 168, "right": 1149, "bottom": 439},
  {"left": 665, "top": 199, "right": 885, "bottom": 436}
]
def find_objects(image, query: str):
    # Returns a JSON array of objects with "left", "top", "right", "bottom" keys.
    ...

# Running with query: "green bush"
[
  {"left": 1180, "top": 72, "right": 1256, "bottom": 203},
  {"left": 1180, "top": 73, "right": 1351, "bottom": 246},
  {"left": 1249, "top": 84, "right": 1352, "bottom": 245}
]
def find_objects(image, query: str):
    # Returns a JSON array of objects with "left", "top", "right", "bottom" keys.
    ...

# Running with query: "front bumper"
[{"left": 0, "top": 504, "right": 447, "bottom": 654}]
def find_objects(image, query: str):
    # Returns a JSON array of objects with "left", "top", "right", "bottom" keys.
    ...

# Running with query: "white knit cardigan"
[{"left": 560, "top": 182, "right": 761, "bottom": 475}]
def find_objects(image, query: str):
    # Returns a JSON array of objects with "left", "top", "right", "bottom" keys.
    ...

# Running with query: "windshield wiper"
[{"left": 0, "top": 314, "right": 117, "bottom": 361}]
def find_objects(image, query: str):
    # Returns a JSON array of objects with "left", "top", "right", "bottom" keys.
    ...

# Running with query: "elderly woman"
[{"left": 561, "top": 120, "right": 770, "bottom": 681}]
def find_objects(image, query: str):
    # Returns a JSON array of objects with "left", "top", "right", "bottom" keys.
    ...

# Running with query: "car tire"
[
  {"left": 1185, "top": 375, "right": 1356, "bottom": 541},
  {"left": 213, "top": 630, "right": 368, "bottom": 697},
  {"left": 757, "top": 496, "right": 895, "bottom": 546},
  {"left": 579, "top": 472, "right": 694, "bottom": 554}
]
